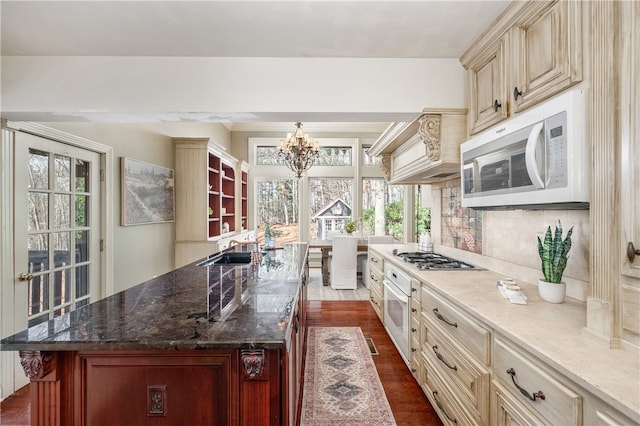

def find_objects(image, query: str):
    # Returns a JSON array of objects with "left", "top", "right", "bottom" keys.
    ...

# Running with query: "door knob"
[
  {"left": 18, "top": 272, "right": 33, "bottom": 281},
  {"left": 628, "top": 242, "right": 640, "bottom": 262}
]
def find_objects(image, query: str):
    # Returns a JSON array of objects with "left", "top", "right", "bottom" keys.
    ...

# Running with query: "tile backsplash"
[
  {"left": 429, "top": 178, "right": 590, "bottom": 301},
  {"left": 440, "top": 181, "right": 483, "bottom": 254}
]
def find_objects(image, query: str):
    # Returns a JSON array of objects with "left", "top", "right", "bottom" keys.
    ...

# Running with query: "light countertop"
[{"left": 370, "top": 243, "right": 640, "bottom": 422}]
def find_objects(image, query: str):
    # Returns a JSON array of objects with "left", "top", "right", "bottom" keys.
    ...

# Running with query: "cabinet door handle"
[
  {"left": 627, "top": 242, "right": 640, "bottom": 262},
  {"left": 433, "top": 307, "right": 458, "bottom": 328},
  {"left": 432, "top": 391, "right": 457, "bottom": 424},
  {"left": 371, "top": 257, "right": 379, "bottom": 263},
  {"left": 513, "top": 86, "right": 523, "bottom": 100},
  {"left": 432, "top": 345, "right": 457, "bottom": 371},
  {"left": 506, "top": 368, "right": 546, "bottom": 401},
  {"left": 493, "top": 99, "right": 502, "bottom": 112}
]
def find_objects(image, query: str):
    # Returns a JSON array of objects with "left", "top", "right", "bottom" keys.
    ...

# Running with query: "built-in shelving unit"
[{"left": 173, "top": 138, "right": 253, "bottom": 267}]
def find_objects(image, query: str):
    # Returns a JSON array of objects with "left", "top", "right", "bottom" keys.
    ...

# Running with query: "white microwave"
[{"left": 461, "top": 89, "right": 589, "bottom": 210}]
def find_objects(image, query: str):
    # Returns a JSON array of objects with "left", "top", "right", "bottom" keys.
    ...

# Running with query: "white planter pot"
[{"left": 538, "top": 279, "right": 566, "bottom": 303}]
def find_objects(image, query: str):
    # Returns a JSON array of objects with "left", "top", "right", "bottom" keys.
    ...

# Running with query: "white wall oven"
[{"left": 383, "top": 263, "right": 412, "bottom": 367}]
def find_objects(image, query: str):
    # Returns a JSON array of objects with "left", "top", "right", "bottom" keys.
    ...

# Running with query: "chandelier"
[{"left": 278, "top": 122, "right": 320, "bottom": 178}]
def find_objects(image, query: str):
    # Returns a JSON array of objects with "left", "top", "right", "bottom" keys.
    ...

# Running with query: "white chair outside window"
[{"left": 330, "top": 235, "right": 359, "bottom": 290}]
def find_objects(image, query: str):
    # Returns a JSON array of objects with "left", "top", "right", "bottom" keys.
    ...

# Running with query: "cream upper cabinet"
[
  {"left": 620, "top": 0, "right": 640, "bottom": 343},
  {"left": 510, "top": 0, "right": 582, "bottom": 113},
  {"left": 461, "top": 0, "right": 583, "bottom": 135},
  {"left": 465, "top": 36, "right": 509, "bottom": 135}
]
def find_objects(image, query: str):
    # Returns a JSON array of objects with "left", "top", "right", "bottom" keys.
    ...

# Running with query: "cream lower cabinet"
[
  {"left": 367, "top": 251, "right": 384, "bottom": 322},
  {"left": 420, "top": 286, "right": 491, "bottom": 425},
  {"left": 493, "top": 337, "right": 582, "bottom": 425},
  {"left": 409, "top": 278, "right": 422, "bottom": 380},
  {"left": 414, "top": 282, "right": 636, "bottom": 425}
]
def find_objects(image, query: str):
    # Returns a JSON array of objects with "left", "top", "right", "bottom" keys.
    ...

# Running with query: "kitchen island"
[{"left": 1, "top": 243, "right": 309, "bottom": 426}]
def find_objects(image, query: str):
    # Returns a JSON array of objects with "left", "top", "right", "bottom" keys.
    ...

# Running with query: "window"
[
  {"left": 249, "top": 137, "right": 386, "bottom": 243},
  {"left": 362, "top": 178, "right": 404, "bottom": 240},
  {"left": 309, "top": 178, "right": 353, "bottom": 240},
  {"left": 414, "top": 184, "right": 431, "bottom": 236},
  {"left": 255, "top": 178, "right": 299, "bottom": 244}
]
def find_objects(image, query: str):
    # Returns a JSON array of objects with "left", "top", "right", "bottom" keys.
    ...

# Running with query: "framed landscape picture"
[{"left": 121, "top": 157, "right": 175, "bottom": 226}]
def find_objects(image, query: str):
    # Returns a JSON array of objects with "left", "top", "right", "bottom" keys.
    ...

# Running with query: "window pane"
[
  {"left": 75, "top": 159, "right": 90, "bottom": 192},
  {"left": 362, "top": 147, "right": 381, "bottom": 166},
  {"left": 415, "top": 185, "right": 432, "bottom": 236},
  {"left": 28, "top": 149, "right": 49, "bottom": 190},
  {"left": 54, "top": 268, "right": 71, "bottom": 306},
  {"left": 29, "top": 273, "right": 49, "bottom": 316},
  {"left": 28, "top": 234, "right": 49, "bottom": 272},
  {"left": 255, "top": 179, "right": 299, "bottom": 244},
  {"left": 309, "top": 178, "right": 353, "bottom": 240},
  {"left": 28, "top": 192, "right": 49, "bottom": 231},
  {"left": 76, "top": 265, "right": 90, "bottom": 298},
  {"left": 54, "top": 194, "right": 71, "bottom": 229},
  {"left": 256, "top": 146, "right": 287, "bottom": 166},
  {"left": 76, "top": 230, "right": 89, "bottom": 262},
  {"left": 316, "top": 147, "right": 352, "bottom": 166},
  {"left": 53, "top": 232, "right": 71, "bottom": 268},
  {"left": 54, "top": 155, "right": 71, "bottom": 191},
  {"left": 76, "top": 195, "right": 89, "bottom": 227},
  {"left": 362, "top": 178, "right": 404, "bottom": 240}
]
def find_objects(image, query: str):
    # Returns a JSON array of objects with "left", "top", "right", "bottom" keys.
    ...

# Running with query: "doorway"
[{"left": 1, "top": 125, "right": 110, "bottom": 399}]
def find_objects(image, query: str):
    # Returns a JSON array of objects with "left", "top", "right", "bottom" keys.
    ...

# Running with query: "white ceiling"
[{"left": 1, "top": 0, "right": 511, "bottom": 131}]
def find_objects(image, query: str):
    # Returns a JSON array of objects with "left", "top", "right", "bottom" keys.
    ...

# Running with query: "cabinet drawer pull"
[
  {"left": 370, "top": 274, "right": 379, "bottom": 283},
  {"left": 432, "top": 391, "right": 457, "bottom": 424},
  {"left": 506, "top": 368, "right": 546, "bottom": 402},
  {"left": 371, "top": 257, "right": 379, "bottom": 263},
  {"left": 432, "top": 345, "right": 457, "bottom": 371},
  {"left": 411, "top": 308, "right": 417, "bottom": 313},
  {"left": 433, "top": 307, "right": 458, "bottom": 328}
]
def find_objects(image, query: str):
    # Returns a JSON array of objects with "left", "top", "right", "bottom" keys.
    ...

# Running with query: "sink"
[{"left": 199, "top": 251, "right": 253, "bottom": 267}]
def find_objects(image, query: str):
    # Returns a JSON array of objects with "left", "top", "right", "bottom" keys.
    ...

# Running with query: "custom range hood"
[{"left": 368, "top": 109, "right": 467, "bottom": 184}]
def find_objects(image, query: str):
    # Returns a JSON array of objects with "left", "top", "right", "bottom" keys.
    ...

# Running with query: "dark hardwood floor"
[
  {"left": 0, "top": 301, "right": 442, "bottom": 426},
  {"left": 0, "top": 383, "right": 30, "bottom": 426}
]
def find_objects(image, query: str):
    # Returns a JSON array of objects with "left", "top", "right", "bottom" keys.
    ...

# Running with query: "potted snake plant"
[{"left": 537, "top": 220, "right": 573, "bottom": 303}]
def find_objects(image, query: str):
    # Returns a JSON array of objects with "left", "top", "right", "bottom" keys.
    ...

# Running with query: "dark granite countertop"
[{"left": 0, "top": 243, "right": 308, "bottom": 352}]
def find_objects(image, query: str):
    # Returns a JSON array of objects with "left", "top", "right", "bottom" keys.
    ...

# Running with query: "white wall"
[{"left": 1, "top": 57, "right": 465, "bottom": 120}]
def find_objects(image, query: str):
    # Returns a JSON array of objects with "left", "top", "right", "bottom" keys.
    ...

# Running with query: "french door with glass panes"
[{"left": 15, "top": 132, "right": 101, "bottom": 330}]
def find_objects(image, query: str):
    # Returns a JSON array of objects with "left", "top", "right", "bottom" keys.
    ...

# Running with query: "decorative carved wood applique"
[
  {"left": 379, "top": 154, "right": 391, "bottom": 181},
  {"left": 418, "top": 114, "right": 442, "bottom": 161},
  {"left": 241, "top": 349, "right": 265, "bottom": 380},
  {"left": 19, "top": 350, "right": 55, "bottom": 379}
]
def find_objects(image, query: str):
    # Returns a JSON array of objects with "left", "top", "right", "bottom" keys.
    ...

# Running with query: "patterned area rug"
[{"left": 300, "top": 327, "right": 396, "bottom": 425}]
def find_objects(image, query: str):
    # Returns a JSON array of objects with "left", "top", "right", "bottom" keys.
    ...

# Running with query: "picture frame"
[{"left": 121, "top": 157, "right": 175, "bottom": 226}]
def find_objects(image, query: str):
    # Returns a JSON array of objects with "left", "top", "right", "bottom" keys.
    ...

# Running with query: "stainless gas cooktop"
[{"left": 392, "top": 250, "right": 477, "bottom": 270}]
